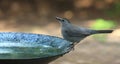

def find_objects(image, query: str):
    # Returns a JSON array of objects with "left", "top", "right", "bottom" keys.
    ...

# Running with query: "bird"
[{"left": 56, "top": 16, "right": 113, "bottom": 44}]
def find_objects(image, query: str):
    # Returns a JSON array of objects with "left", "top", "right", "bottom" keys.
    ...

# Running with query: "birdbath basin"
[{"left": 0, "top": 32, "right": 73, "bottom": 64}]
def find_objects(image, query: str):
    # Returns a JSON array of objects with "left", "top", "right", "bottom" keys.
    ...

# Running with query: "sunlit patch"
[{"left": 64, "top": 11, "right": 73, "bottom": 19}]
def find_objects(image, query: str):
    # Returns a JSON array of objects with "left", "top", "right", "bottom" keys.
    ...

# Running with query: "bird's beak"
[{"left": 56, "top": 16, "right": 63, "bottom": 21}]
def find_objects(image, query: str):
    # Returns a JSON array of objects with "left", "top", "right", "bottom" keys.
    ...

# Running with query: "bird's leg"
[{"left": 71, "top": 42, "right": 77, "bottom": 51}]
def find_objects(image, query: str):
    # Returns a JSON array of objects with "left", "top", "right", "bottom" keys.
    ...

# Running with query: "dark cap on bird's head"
[{"left": 56, "top": 16, "right": 71, "bottom": 24}]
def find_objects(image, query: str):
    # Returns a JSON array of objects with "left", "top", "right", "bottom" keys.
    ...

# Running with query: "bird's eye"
[{"left": 62, "top": 20, "right": 65, "bottom": 22}]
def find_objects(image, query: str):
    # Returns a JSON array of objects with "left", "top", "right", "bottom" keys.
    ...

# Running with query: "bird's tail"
[{"left": 94, "top": 30, "right": 113, "bottom": 34}]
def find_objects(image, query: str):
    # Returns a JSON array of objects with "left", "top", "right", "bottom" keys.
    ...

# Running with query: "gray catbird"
[{"left": 56, "top": 16, "right": 113, "bottom": 43}]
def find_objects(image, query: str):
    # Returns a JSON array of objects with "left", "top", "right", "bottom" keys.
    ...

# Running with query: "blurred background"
[{"left": 0, "top": 0, "right": 120, "bottom": 64}]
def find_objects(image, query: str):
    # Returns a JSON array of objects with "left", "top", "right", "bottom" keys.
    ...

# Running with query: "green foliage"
[{"left": 91, "top": 19, "right": 116, "bottom": 30}]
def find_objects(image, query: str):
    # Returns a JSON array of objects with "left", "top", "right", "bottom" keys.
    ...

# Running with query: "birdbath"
[{"left": 0, "top": 32, "right": 73, "bottom": 64}]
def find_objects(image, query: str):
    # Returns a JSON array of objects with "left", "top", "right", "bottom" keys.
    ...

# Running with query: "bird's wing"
[{"left": 65, "top": 26, "right": 92, "bottom": 37}]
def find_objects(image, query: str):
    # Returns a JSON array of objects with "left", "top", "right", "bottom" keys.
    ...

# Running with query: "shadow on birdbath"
[{"left": 0, "top": 32, "right": 73, "bottom": 64}]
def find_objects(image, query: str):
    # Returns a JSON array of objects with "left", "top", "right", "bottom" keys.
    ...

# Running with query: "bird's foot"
[{"left": 71, "top": 42, "right": 77, "bottom": 51}]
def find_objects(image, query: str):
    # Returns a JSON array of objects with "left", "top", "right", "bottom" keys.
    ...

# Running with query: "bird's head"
[{"left": 56, "top": 16, "right": 71, "bottom": 25}]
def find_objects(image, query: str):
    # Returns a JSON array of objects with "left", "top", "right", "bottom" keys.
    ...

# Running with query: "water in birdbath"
[{"left": 0, "top": 32, "right": 72, "bottom": 61}]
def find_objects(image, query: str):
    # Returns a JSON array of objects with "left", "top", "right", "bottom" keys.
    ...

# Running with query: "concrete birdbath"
[{"left": 0, "top": 32, "right": 73, "bottom": 64}]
